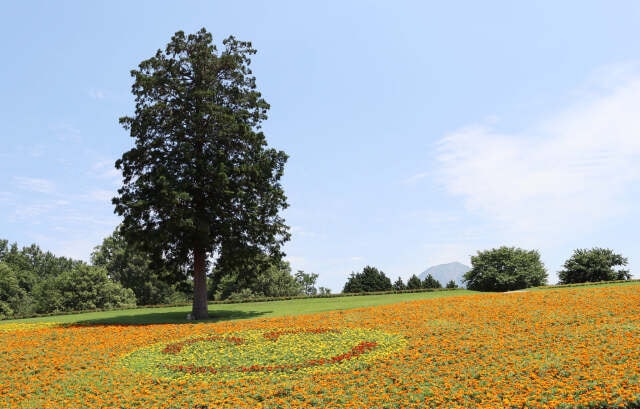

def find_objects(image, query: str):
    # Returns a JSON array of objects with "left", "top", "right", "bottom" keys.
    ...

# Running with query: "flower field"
[{"left": 1, "top": 285, "right": 639, "bottom": 408}]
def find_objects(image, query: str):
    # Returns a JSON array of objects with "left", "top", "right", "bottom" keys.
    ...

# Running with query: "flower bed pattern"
[
  {"left": 122, "top": 327, "right": 404, "bottom": 381},
  {"left": 1, "top": 285, "right": 639, "bottom": 408}
]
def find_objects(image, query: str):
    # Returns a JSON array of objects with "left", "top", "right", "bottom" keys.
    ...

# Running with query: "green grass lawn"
[
  {"left": 530, "top": 279, "right": 640, "bottom": 290},
  {"left": 5, "top": 289, "right": 476, "bottom": 325},
  {"left": 6, "top": 280, "right": 638, "bottom": 326}
]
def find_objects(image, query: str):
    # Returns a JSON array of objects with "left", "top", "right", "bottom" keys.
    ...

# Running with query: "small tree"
[
  {"left": 343, "top": 266, "right": 392, "bottom": 293},
  {"left": 406, "top": 274, "right": 422, "bottom": 290},
  {"left": 393, "top": 277, "right": 406, "bottom": 291},
  {"left": 559, "top": 248, "right": 630, "bottom": 284},
  {"left": 295, "top": 270, "right": 319, "bottom": 296},
  {"left": 422, "top": 274, "right": 442, "bottom": 289},
  {"left": 464, "top": 246, "right": 547, "bottom": 292},
  {"left": 445, "top": 280, "right": 459, "bottom": 289}
]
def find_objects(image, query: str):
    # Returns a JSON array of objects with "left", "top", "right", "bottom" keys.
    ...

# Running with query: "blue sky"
[{"left": 2, "top": 1, "right": 640, "bottom": 292}]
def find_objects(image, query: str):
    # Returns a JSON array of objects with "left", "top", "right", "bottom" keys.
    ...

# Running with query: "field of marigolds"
[{"left": 1, "top": 284, "right": 639, "bottom": 408}]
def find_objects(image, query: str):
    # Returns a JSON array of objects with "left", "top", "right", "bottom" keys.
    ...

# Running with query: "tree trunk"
[{"left": 191, "top": 248, "right": 209, "bottom": 320}]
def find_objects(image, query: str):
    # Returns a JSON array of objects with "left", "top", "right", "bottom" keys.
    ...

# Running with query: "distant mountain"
[{"left": 418, "top": 262, "right": 470, "bottom": 288}]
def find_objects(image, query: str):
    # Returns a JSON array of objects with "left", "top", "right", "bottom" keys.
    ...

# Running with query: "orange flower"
[{"left": 1, "top": 285, "right": 639, "bottom": 408}]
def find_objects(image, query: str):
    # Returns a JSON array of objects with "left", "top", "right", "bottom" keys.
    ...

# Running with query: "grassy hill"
[{"left": 3, "top": 288, "right": 476, "bottom": 325}]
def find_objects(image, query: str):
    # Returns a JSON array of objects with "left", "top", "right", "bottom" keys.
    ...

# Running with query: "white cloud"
[
  {"left": 285, "top": 255, "right": 308, "bottom": 273},
  {"left": 10, "top": 200, "right": 73, "bottom": 223},
  {"left": 404, "top": 209, "right": 461, "bottom": 226},
  {"left": 28, "top": 144, "right": 46, "bottom": 158},
  {"left": 12, "top": 203, "right": 54, "bottom": 221},
  {"left": 82, "top": 189, "right": 115, "bottom": 202},
  {"left": 88, "top": 89, "right": 106, "bottom": 100},
  {"left": 53, "top": 213, "right": 115, "bottom": 226},
  {"left": 49, "top": 238, "right": 101, "bottom": 262},
  {"left": 0, "top": 192, "right": 13, "bottom": 202},
  {"left": 13, "top": 176, "right": 56, "bottom": 193},
  {"left": 50, "top": 122, "right": 82, "bottom": 142},
  {"left": 402, "top": 172, "right": 430, "bottom": 185},
  {"left": 289, "top": 225, "right": 323, "bottom": 239},
  {"left": 435, "top": 64, "right": 640, "bottom": 241},
  {"left": 91, "top": 159, "right": 121, "bottom": 181}
]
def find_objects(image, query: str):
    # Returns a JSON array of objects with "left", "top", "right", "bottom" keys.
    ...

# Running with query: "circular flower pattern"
[{"left": 122, "top": 327, "right": 406, "bottom": 381}]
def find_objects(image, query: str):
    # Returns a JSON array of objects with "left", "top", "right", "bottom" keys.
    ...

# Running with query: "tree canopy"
[
  {"left": 295, "top": 271, "right": 319, "bottom": 296},
  {"left": 406, "top": 274, "right": 422, "bottom": 290},
  {"left": 113, "top": 28, "right": 289, "bottom": 319},
  {"left": 463, "top": 246, "right": 547, "bottom": 292},
  {"left": 0, "top": 239, "right": 135, "bottom": 318},
  {"left": 91, "top": 228, "right": 191, "bottom": 305},
  {"left": 393, "top": 277, "right": 406, "bottom": 291},
  {"left": 445, "top": 280, "right": 459, "bottom": 289},
  {"left": 343, "top": 266, "right": 392, "bottom": 293},
  {"left": 421, "top": 274, "right": 442, "bottom": 289},
  {"left": 209, "top": 253, "right": 301, "bottom": 300},
  {"left": 558, "top": 248, "right": 630, "bottom": 284}
]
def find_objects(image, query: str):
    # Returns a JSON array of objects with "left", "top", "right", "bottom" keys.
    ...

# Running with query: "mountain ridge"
[{"left": 418, "top": 261, "right": 470, "bottom": 288}]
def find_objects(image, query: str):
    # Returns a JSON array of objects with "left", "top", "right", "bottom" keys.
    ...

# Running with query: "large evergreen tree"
[{"left": 113, "top": 29, "right": 289, "bottom": 319}]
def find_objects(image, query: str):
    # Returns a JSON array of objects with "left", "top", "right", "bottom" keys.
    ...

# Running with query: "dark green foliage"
[
  {"left": 393, "top": 277, "right": 406, "bottom": 291},
  {"left": 343, "top": 266, "right": 393, "bottom": 293},
  {"left": 251, "top": 261, "right": 301, "bottom": 298},
  {"left": 445, "top": 280, "right": 459, "bottom": 289},
  {"left": 0, "top": 262, "right": 29, "bottom": 318},
  {"left": 559, "top": 248, "right": 630, "bottom": 284},
  {"left": 463, "top": 246, "right": 547, "bottom": 292},
  {"left": 0, "top": 239, "right": 136, "bottom": 318},
  {"left": 91, "top": 228, "right": 190, "bottom": 305},
  {"left": 34, "top": 264, "right": 136, "bottom": 313},
  {"left": 422, "top": 274, "right": 442, "bottom": 289},
  {"left": 406, "top": 274, "right": 422, "bottom": 290},
  {"left": 0, "top": 240, "right": 76, "bottom": 294},
  {"left": 114, "top": 28, "right": 289, "bottom": 319},
  {"left": 210, "top": 254, "right": 301, "bottom": 300}
]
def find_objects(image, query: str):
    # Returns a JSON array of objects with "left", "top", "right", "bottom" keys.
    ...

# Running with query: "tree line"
[
  {"left": 0, "top": 239, "right": 136, "bottom": 319},
  {"left": 0, "top": 232, "right": 324, "bottom": 319},
  {"left": 342, "top": 266, "right": 459, "bottom": 293},
  {"left": 342, "top": 246, "right": 632, "bottom": 294},
  {"left": 1, "top": 236, "right": 631, "bottom": 319}
]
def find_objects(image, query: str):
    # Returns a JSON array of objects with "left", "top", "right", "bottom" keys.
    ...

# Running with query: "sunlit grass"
[{"left": 4, "top": 289, "right": 475, "bottom": 325}]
